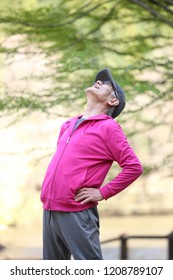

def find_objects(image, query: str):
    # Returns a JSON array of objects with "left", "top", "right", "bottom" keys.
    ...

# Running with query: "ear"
[{"left": 107, "top": 97, "right": 119, "bottom": 107}]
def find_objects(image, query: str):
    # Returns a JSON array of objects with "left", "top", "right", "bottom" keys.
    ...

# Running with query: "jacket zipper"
[
  {"left": 47, "top": 136, "right": 71, "bottom": 210},
  {"left": 47, "top": 120, "right": 86, "bottom": 210}
]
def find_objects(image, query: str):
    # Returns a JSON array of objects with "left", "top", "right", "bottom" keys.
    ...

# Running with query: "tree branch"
[
  {"left": 149, "top": 0, "right": 173, "bottom": 15},
  {"left": 130, "top": 0, "right": 173, "bottom": 27},
  {"left": 163, "top": 0, "right": 173, "bottom": 5},
  {"left": 126, "top": 90, "right": 172, "bottom": 115},
  {"left": 0, "top": 0, "right": 113, "bottom": 28}
]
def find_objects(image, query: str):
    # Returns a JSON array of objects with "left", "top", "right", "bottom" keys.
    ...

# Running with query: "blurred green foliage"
[{"left": 0, "top": 0, "right": 173, "bottom": 175}]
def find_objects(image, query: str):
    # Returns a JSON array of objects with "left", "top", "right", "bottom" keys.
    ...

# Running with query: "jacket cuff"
[{"left": 99, "top": 185, "right": 113, "bottom": 200}]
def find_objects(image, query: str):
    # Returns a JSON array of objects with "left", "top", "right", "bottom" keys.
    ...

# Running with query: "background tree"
[{"left": 0, "top": 0, "right": 173, "bottom": 177}]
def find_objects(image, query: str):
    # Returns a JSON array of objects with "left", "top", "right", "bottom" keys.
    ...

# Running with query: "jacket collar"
[{"left": 65, "top": 114, "right": 112, "bottom": 135}]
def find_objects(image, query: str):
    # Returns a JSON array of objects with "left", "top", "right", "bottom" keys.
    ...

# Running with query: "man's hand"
[{"left": 75, "top": 187, "right": 104, "bottom": 204}]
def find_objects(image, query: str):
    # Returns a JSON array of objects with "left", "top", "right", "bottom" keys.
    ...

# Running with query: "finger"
[
  {"left": 76, "top": 188, "right": 88, "bottom": 195},
  {"left": 75, "top": 189, "right": 90, "bottom": 198},
  {"left": 75, "top": 194, "right": 89, "bottom": 202},
  {"left": 80, "top": 198, "right": 92, "bottom": 205}
]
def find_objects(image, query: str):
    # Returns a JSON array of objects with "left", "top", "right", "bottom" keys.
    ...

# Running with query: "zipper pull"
[{"left": 66, "top": 136, "right": 70, "bottom": 143}]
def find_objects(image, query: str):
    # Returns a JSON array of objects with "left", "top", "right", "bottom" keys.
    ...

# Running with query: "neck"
[{"left": 83, "top": 100, "right": 108, "bottom": 119}]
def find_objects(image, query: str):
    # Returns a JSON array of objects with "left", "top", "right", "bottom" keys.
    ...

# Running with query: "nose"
[{"left": 95, "top": 80, "right": 103, "bottom": 85}]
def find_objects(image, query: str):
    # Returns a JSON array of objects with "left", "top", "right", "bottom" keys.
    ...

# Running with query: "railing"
[{"left": 101, "top": 231, "right": 173, "bottom": 260}]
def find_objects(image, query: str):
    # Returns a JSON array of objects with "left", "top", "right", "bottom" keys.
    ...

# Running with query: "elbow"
[
  {"left": 121, "top": 161, "right": 143, "bottom": 180},
  {"left": 136, "top": 163, "right": 143, "bottom": 177},
  {"left": 128, "top": 162, "right": 143, "bottom": 179}
]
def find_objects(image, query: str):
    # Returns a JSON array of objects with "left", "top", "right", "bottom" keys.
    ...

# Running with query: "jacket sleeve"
[{"left": 100, "top": 123, "right": 143, "bottom": 200}]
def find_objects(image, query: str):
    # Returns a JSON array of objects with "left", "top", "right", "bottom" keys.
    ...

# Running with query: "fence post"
[
  {"left": 168, "top": 231, "right": 173, "bottom": 260},
  {"left": 120, "top": 234, "right": 127, "bottom": 260}
]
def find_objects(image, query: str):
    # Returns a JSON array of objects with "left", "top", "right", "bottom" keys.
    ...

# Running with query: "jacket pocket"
[{"left": 69, "top": 168, "right": 88, "bottom": 198}]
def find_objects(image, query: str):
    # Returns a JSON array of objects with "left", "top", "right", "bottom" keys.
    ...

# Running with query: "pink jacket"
[{"left": 40, "top": 114, "right": 143, "bottom": 211}]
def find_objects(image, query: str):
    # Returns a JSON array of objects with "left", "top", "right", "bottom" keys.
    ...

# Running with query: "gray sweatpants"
[{"left": 43, "top": 207, "right": 103, "bottom": 260}]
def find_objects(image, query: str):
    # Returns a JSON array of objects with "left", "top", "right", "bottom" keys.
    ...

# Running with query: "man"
[{"left": 40, "top": 68, "right": 143, "bottom": 260}]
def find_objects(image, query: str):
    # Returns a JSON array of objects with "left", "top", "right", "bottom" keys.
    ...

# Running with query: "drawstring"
[{"left": 82, "top": 121, "right": 91, "bottom": 135}]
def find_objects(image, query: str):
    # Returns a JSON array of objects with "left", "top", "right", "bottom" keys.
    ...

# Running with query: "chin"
[{"left": 85, "top": 86, "right": 95, "bottom": 94}]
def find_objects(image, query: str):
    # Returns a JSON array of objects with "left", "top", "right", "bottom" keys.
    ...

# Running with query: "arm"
[
  {"left": 100, "top": 123, "right": 143, "bottom": 200},
  {"left": 75, "top": 122, "right": 143, "bottom": 204}
]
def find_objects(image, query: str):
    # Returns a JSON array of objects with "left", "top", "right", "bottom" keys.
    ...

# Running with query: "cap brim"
[{"left": 95, "top": 68, "right": 126, "bottom": 118}]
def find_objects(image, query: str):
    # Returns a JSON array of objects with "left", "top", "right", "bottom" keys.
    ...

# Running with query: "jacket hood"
[
  {"left": 64, "top": 114, "right": 113, "bottom": 139},
  {"left": 65, "top": 114, "right": 112, "bottom": 124}
]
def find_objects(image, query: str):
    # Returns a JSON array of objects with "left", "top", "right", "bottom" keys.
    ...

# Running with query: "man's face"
[{"left": 86, "top": 80, "right": 115, "bottom": 103}]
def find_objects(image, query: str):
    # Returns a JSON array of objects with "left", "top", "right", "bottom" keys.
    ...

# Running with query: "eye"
[{"left": 103, "top": 81, "right": 113, "bottom": 86}]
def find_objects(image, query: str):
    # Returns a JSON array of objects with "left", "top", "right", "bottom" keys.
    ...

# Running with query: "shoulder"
[
  {"left": 58, "top": 117, "right": 74, "bottom": 136},
  {"left": 61, "top": 116, "right": 77, "bottom": 128},
  {"left": 100, "top": 119, "right": 127, "bottom": 145},
  {"left": 102, "top": 118, "right": 123, "bottom": 134}
]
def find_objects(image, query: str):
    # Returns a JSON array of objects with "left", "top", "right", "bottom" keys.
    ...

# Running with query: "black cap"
[{"left": 95, "top": 68, "right": 126, "bottom": 118}]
